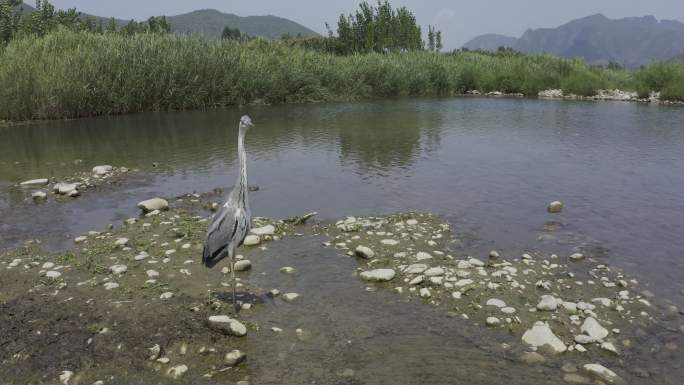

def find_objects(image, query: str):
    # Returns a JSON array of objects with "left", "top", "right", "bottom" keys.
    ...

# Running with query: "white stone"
[
  {"left": 420, "top": 288, "right": 431, "bottom": 298},
  {"left": 569, "top": 253, "right": 585, "bottom": 261},
  {"left": 486, "top": 298, "right": 506, "bottom": 308},
  {"left": 160, "top": 292, "right": 174, "bottom": 300},
  {"left": 280, "top": 266, "right": 296, "bottom": 274},
  {"left": 404, "top": 264, "right": 428, "bottom": 274},
  {"left": 208, "top": 315, "right": 247, "bottom": 336},
  {"left": 409, "top": 275, "right": 424, "bottom": 285},
  {"left": 32, "top": 191, "right": 48, "bottom": 200},
  {"left": 601, "top": 342, "right": 619, "bottom": 354},
  {"left": 354, "top": 245, "right": 375, "bottom": 259},
  {"left": 251, "top": 225, "right": 276, "bottom": 236},
  {"left": 406, "top": 219, "right": 418, "bottom": 226},
  {"left": 42, "top": 262, "right": 55, "bottom": 269},
  {"left": 46, "top": 271, "right": 61, "bottom": 279},
  {"left": 92, "top": 165, "right": 113, "bottom": 176},
  {"left": 114, "top": 238, "right": 129, "bottom": 247},
  {"left": 521, "top": 321, "right": 567, "bottom": 353},
  {"left": 234, "top": 260, "right": 252, "bottom": 272},
  {"left": 74, "top": 236, "right": 87, "bottom": 244},
  {"left": 468, "top": 258, "right": 485, "bottom": 267},
  {"left": 243, "top": 235, "right": 260, "bottom": 246},
  {"left": 582, "top": 364, "right": 620, "bottom": 384},
  {"left": 486, "top": 317, "right": 501, "bottom": 327},
  {"left": 54, "top": 183, "right": 78, "bottom": 195},
  {"left": 20, "top": 178, "right": 49, "bottom": 187},
  {"left": 562, "top": 301, "right": 578, "bottom": 313},
  {"left": 138, "top": 198, "right": 168, "bottom": 213},
  {"left": 501, "top": 307, "right": 517, "bottom": 314},
  {"left": 454, "top": 279, "right": 474, "bottom": 287},
  {"left": 360, "top": 269, "right": 396, "bottom": 282},
  {"left": 103, "top": 282, "right": 119, "bottom": 290},
  {"left": 580, "top": 317, "right": 609, "bottom": 341},
  {"left": 381, "top": 239, "right": 400, "bottom": 246},
  {"left": 109, "top": 264, "right": 127, "bottom": 275},
  {"left": 224, "top": 349, "right": 246, "bottom": 366},
  {"left": 59, "top": 370, "right": 74, "bottom": 385},
  {"left": 415, "top": 251, "right": 432, "bottom": 261},
  {"left": 548, "top": 201, "right": 563, "bottom": 213},
  {"left": 424, "top": 267, "right": 445, "bottom": 277},
  {"left": 282, "top": 293, "right": 300, "bottom": 302},
  {"left": 166, "top": 364, "right": 188, "bottom": 379},
  {"left": 537, "top": 295, "right": 558, "bottom": 311}
]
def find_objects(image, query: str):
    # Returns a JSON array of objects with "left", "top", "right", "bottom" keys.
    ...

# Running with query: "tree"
[
  {"left": 105, "top": 17, "right": 117, "bottom": 33},
  {"left": 147, "top": 16, "right": 170, "bottom": 34},
  {"left": 0, "top": 0, "right": 22, "bottom": 43},
  {"left": 333, "top": 1, "right": 423, "bottom": 54},
  {"left": 221, "top": 26, "right": 242, "bottom": 40},
  {"left": 435, "top": 30, "right": 442, "bottom": 52},
  {"left": 427, "top": 25, "right": 435, "bottom": 51}
]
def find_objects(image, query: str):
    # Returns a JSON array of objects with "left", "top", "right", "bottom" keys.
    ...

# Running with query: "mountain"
[
  {"left": 463, "top": 14, "right": 684, "bottom": 68},
  {"left": 167, "top": 9, "right": 318, "bottom": 39},
  {"left": 462, "top": 34, "right": 517, "bottom": 51},
  {"left": 17, "top": 3, "right": 319, "bottom": 40}
]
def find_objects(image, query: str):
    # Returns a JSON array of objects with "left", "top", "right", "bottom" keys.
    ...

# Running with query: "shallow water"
[{"left": 2, "top": 97, "right": 684, "bottom": 302}]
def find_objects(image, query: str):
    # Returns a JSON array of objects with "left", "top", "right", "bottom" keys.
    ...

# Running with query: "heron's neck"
[{"left": 236, "top": 126, "right": 248, "bottom": 207}]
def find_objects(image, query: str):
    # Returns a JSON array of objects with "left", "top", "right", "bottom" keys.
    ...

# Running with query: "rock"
[
  {"left": 569, "top": 253, "right": 585, "bottom": 261},
  {"left": 454, "top": 279, "right": 474, "bottom": 287},
  {"left": 148, "top": 344, "right": 161, "bottom": 360},
  {"left": 424, "top": 267, "right": 444, "bottom": 277},
  {"left": 601, "top": 342, "right": 619, "bottom": 354},
  {"left": 282, "top": 293, "right": 300, "bottom": 302},
  {"left": 354, "top": 245, "right": 375, "bottom": 259},
  {"left": 167, "top": 364, "right": 188, "bottom": 379},
  {"left": 103, "top": 282, "right": 119, "bottom": 290},
  {"left": 280, "top": 266, "right": 296, "bottom": 274},
  {"left": 409, "top": 275, "right": 424, "bottom": 285},
  {"left": 420, "top": 288, "right": 431, "bottom": 298},
  {"left": 137, "top": 198, "right": 169, "bottom": 213},
  {"left": 68, "top": 190, "right": 80, "bottom": 197},
  {"left": 92, "top": 165, "right": 113, "bottom": 175},
  {"left": 32, "top": 191, "right": 47, "bottom": 200},
  {"left": 46, "top": 271, "right": 61, "bottom": 279},
  {"left": 574, "top": 335, "right": 594, "bottom": 344},
  {"left": 20, "top": 178, "right": 49, "bottom": 187},
  {"left": 234, "top": 260, "right": 252, "bottom": 272},
  {"left": 582, "top": 364, "right": 621, "bottom": 384},
  {"left": 548, "top": 201, "right": 563, "bottom": 213},
  {"left": 251, "top": 225, "right": 276, "bottom": 236},
  {"left": 42, "top": 262, "right": 55, "bottom": 269},
  {"left": 486, "top": 317, "right": 500, "bottom": 327},
  {"left": 109, "top": 264, "right": 127, "bottom": 275},
  {"left": 74, "top": 236, "right": 87, "bottom": 243},
  {"left": 224, "top": 349, "right": 246, "bottom": 366},
  {"left": 208, "top": 315, "right": 247, "bottom": 336},
  {"left": 520, "top": 351, "right": 546, "bottom": 364},
  {"left": 360, "top": 269, "right": 396, "bottom": 282},
  {"left": 486, "top": 298, "right": 506, "bottom": 308},
  {"left": 406, "top": 219, "right": 418, "bottom": 226},
  {"left": 562, "top": 301, "right": 578, "bottom": 313},
  {"left": 160, "top": 292, "right": 174, "bottom": 300},
  {"left": 114, "top": 238, "right": 129, "bottom": 247},
  {"left": 580, "top": 317, "right": 609, "bottom": 341},
  {"left": 489, "top": 250, "right": 500, "bottom": 259},
  {"left": 381, "top": 239, "right": 399, "bottom": 246},
  {"left": 404, "top": 264, "right": 428, "bottom": 274},
  {"left": 415, "top": 251, "right": 432, "bottom": 260},
  {"left": 501, "top": 307, "right": 517, "bottom": 314},
  {"left": 59, "top": 370, "right": 74, "bottom": 385},
  {"left": 243, "top": 235, "right": 260, "bottom": 246},
  {"left": 537, "top": 295, "right": 559, "bottom": 311},
  {"left": 54, "top": 183, "right": 78, "bottom": 195},
  {"left": 521, "top": 321, "right": 567, "bottom": 353}
]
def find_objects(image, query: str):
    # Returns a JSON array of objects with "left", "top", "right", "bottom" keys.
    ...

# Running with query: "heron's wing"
[{"left": 202, "top": 203, "right": 237, "bottom": 268}]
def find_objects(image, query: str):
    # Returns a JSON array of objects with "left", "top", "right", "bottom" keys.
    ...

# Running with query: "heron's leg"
[{"left": 229, "top": 244, "right": 237, "bottom": 313}]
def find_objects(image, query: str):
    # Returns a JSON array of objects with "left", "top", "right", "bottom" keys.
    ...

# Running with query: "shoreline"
[{"left": 1, "top": 91, "right": 682, "bottom": 129}]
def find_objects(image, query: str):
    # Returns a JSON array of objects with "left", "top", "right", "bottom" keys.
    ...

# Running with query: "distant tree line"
[{"left": 0, "top": 0, "right": 170, "bottom": 44}]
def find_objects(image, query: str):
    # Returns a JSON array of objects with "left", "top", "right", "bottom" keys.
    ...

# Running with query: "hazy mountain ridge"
[
  {"left": 17, "top": 2, "right": 319, "bottom": 39},
  {"left": 462, "top": 34, "right": 517, "bottom": 51},
  {"left": 464, "top": 14, "right": 684, "bottom": 67}
]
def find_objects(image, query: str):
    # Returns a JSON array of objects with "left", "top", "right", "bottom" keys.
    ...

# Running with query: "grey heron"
[{"left": 202, "top": 115, "right": 254, "bottom": 311}]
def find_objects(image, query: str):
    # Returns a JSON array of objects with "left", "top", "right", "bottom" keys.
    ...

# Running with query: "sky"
[{"left": 47, "top": 0, "right": 684, "bottom": 49}]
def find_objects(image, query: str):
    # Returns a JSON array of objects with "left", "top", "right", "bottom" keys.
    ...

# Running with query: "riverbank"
[
  {"left": 1, "top": 187, "right": 683, "bottom": 384},
  {"left": 1, "top": 29, "right": 684, "bottom": 122}
]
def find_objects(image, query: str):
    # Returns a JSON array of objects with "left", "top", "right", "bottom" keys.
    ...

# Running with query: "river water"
[{"left": 1, "top": 97, "right": 683, "bottom": 384}]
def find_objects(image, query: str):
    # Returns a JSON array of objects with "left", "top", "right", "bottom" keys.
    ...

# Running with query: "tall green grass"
[{"left": 0, "top": 29, "right": 681, "bottom": 121}]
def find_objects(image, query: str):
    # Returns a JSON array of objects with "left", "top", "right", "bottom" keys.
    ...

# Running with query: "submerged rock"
[
  {"left": 166, "top": 364, "right": 188, "bottom": 380},
  {"left": 224, "top": 349, "right": 246, "bottom": 366},
  {"left": 32, "top": 191, "right": 47, "bottom": 200},
  {"left": 234, "top": 260, "right": 252, "bottom": 272},
  {"left": 548, "top": 201, "right": 563, "bottom": 213},
  {"left": 92, "top": 165, "right": 113, "bottom": 176},
  {"left": 20, "top": 178, "right": 49, "bottom": 187},
  {"left": 521, "top": 321, "right": 567, "bottom": 353},
  {"left": 137, "top": 198, "right": 169, "bottom": 213},
  {"left": 282, "top": 293, "right": 300, "bottom": 302},
  {"left": 537, "top": 295, "right": 559, "bottom": 311},
  {"left": 360, "top": 269, "right": 396, "bottom": 282},
  {"left": 582, "top": 364, "right": 621, "bottom": 384},
  {"left": 243, "top": 235, "right": 260, "bottom": 246},
  {"left": 207, "top": 315, "right": 247, "bottom": 336}
]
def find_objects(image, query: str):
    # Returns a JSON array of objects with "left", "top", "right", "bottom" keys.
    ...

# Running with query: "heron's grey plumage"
[{"left": 202, "top": 116, "right": 253, "bottom": 310}]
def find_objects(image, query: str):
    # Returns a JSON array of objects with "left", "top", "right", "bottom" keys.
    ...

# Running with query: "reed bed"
[{"left": 0, "top": 29, "right": 681, "bottom": 121}]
